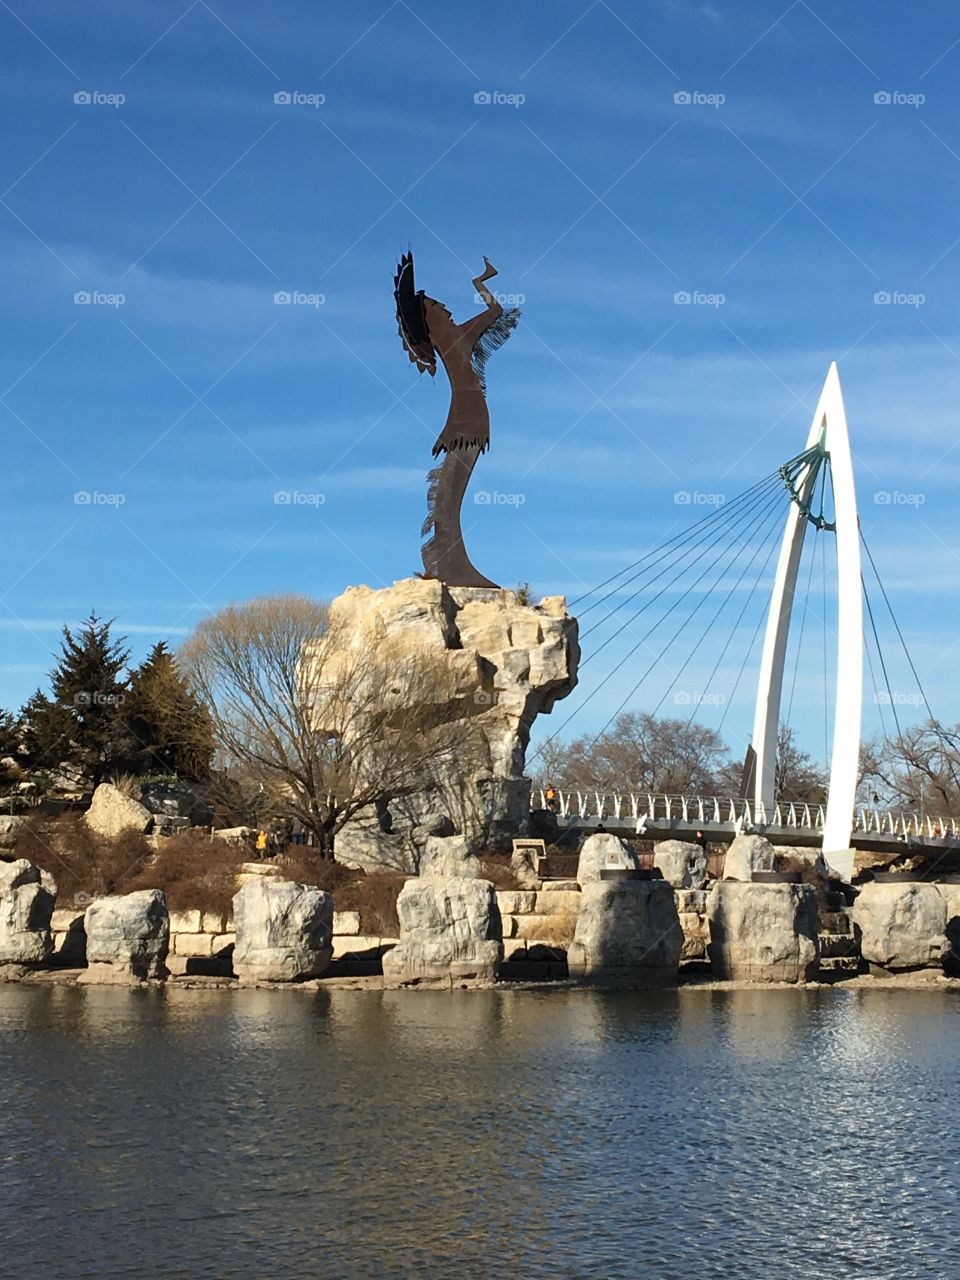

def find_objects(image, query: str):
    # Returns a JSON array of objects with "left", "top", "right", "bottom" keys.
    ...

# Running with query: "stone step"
[
  {"left": 539, "top": 879, "right": 579, "bottom": 892},
  {"left": 818, "top": 955, "right": 860, "bottom": 981},
  {"left": 818, "top": 932, "right": 859, "bottom": 959}
]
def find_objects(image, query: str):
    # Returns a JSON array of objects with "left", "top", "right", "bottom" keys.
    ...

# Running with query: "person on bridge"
[{"left": 544, "top": 784, "right": 559, "bottom": 814}]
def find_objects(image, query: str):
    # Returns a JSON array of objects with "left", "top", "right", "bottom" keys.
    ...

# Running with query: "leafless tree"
[
  {"left": 860, "top": 720, "right": 960, "bottom": 817},
  {"left": 182, "top": 594, "right": 464, "bottom": 857},
  {"left": 536, "top": 710, "right": 731, "bottom": 796}
]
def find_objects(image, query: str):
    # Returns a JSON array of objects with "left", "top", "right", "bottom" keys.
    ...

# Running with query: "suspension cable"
[
  {"left": 650, "top": 496, "right": 789, "bottom": 718},
  {"left": 568, "top": 469, "right": 783, "bottom": 612},
  {"left": 571, "top": 487, "right": 788, "bottom": 748}
]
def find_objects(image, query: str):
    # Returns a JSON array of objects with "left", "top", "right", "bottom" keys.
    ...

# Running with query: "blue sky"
[{"left": 2, "top": 0, "right": 959, "bottom": 770}]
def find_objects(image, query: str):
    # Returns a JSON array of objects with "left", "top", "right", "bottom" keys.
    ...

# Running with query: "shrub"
[
  {"left": 126, "top": 829, "right": 243, "bottom": 914},
  {"left": 16, "top": 814, "right": 152, "bottom": 905}
]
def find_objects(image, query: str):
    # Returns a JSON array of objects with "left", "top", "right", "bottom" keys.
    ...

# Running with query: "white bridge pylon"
[{"left": 750, "top": 362, "right": 861, "bottom": 879}]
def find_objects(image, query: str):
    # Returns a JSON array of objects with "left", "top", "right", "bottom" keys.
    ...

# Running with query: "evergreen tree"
[
  {"left": 0, "top": 709, "right": 20, "bottom": 787},
  {"left": 124, "top": 641, "right": 214, "bottom": 781},
  {"left": 18, "top": 613, "right": 129, "bottom": 786}
]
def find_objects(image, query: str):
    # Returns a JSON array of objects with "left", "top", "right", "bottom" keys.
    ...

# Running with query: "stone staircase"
[
  {"left": 497, "top": 883, "right": 580, "bottom": 980},
  {"left": 817, "top": 892, "right": 860, "bottom": 981}
]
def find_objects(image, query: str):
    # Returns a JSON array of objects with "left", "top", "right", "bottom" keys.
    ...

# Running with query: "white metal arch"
[{"left": 750, "top": 363, "right": 861, "bottom": 878}]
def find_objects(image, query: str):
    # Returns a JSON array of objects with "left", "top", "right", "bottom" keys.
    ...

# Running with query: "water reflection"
[{"left": 0, "top": 984, "right": 956, "bottom": 1279}]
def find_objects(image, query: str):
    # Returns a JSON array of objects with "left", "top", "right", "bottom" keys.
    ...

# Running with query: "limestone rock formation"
[
  {"left": 722, "top": 833, "right": 776, "bottom": 882},
  {"left": 675, "top": 887, "right": 710, "bottom": 962},
  {"left": 707, "top": 882, "right": 819, "bottom": 982},
  {"left": 323, "top": 579, "right": 579, "bottom": 870},
  {"left": 852, "top": 881, "right": 947, "bottom": 971},
  {"left": 419, "top": 834, "right": 479, "bottom": 878},
  {"left": 0, "top": 859, "right": 56, "bottom": 966},
  {"left": 85, "top": 783, "right": 153, "bottom": 840},
  {"left": 576, "top": 832, "right": 641, "bottom": 888},
  {"left": 83, "top": 889, "right": 169, "bottom": 982},
  {"left": 232, "top": 878, "right": 333, "bottom": 982},
  {"left": 140, "top": 781, "right": 214, "bottom": 828},
  {"left": 382, "top": 876, "right": 502, "bottom": 985},
  {"left": 0, "top": 815, "right": 24, "bottom": 850},
  {"left": 654, "top": 839, "right": 707, "bottom": 889},
  {"left": 510, "top": 842, "right": 541, "bottom": 889},
  {"left": 568, "top": 880, "right": 682, "bottom": 986}
]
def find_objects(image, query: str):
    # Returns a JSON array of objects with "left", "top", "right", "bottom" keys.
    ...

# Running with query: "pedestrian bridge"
[{"left": 534, "top": 786, "right": 960, "bottom": 854}]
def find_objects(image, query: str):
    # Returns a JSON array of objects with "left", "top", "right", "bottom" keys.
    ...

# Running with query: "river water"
[{"left": 0, "top": 984, "right": 956, "bottom": 1279}]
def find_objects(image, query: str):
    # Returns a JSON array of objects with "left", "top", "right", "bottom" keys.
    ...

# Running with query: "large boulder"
[
  {"left": 85, "top": 784, "right": 153, "bottom": 840},
  {"left": 419, "top": 834, "right": 479, "bottom": 878},
  {"left": 576, "top": 832, "right": 641, "bottom": 887},
  {"left": 307, "top": 579, "right": 580, "bottom": 863},
  {"left": 382, "top": 877, "right": 502, "bottom": 985},
  {"left": 139, "top": 781, "right": 214, "bottom": 827},
  {"left": 722, "top": 833, "right": 776, "bottom": 882},
  {"left": 852, "top": 881, "right": 947, "bottom": 971},
  {"left": 83, "top": 889, "right": 169, "bottom": 981},
  {"left": 232, "top": 878, "right": 333, "bottom": 982},
  {"left": 568, "top": 880, "right": 682, "bottom": 986},
  {"left": 707, "top": 882, "right": 819, "bottom": 982},
  {"left": 654, "top": 839, "right": 707, "bottom": 889},
  {"left": 0, "top": 859, "right": 55, "bottom": 966},
  {"left": 0, "top": 815, "right": 25, "bottom": 851}
]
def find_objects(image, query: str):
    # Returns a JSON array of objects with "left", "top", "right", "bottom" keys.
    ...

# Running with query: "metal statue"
[{"left": 394, "top": 251, "right": 520, "bottom": 588}]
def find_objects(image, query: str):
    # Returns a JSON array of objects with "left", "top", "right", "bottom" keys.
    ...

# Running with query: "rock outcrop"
[
  {"left": 654, "top": 839, "right": 707, "bottom": 889},
  {"left": 576, "top": 832, "right": 641, "bottom": 887},
  {"left": 232, "top": 878, "right": 333, "bottom": 982},
  {"left": 852, "top": 881, "right": 947, "bottom": 971},
  {"left": 318, "top": 579, "right": 579, "bottom": 870},
  {"left": 382, "top": 877, "right": 502, "bottom": 986},
  {"left": 568, "top": 880, "right": 682, "bottom": 986},
  {"left": 140, "top": 781, "right": 214, "bottom": 829},
  {"left": 82, "top": 889, "right": 169, "bottom": 982},
  {"left": 419, "top": 834, "right": 479, "bottom": 879},
  {"left": 0, "top": 859, "right": 55, "bottom": 967},
  {"left": 707, "top": 882, "right": 819, "bottom": 982},
  {"left": 85, "top": 784, "right": 153, "bottom": 840},
  {"left": 0, "top": 815, "right": 24, "bottom": 850},
  {"left": 722, "top": 833, "right": 776, "bottom": 882}
]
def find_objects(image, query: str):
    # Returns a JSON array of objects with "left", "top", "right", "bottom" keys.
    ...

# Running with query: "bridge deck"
[{"left": 537, "top": 788, "right": 960, "bottom": 853}]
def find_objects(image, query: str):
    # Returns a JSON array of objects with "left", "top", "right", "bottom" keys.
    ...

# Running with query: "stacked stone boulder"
[
  {"left": 562, "top": 831, "right": 683, "bottom": 986},
  {"left": 81, "top": 889, "right": 169, "bottom": 983},
  {"left": 576, "top": 831, "right": 641, "bottom": 886},
  {"left": 0, "top": 859, "right": 56, "bottom": 971},
  {"left": 382, "top": 837, "right": 502, "bottom": 986},
  {"left": 232, "top": 878, "right": 333, "bottom": 983},
  {"left": 852, "top": 881, "right": 948, "bottom": 973},
  {"left": 722, "top": 833, "right": 776, "bottom": 882},
  {"left": 568, "top": 879, "right": 683, "bottom": 986},
  {"left": 654, "top": 840, "right": 710, "bottom": 962},
  {"left": 707, "top": 881, "right": 819, "bottom": 982}
]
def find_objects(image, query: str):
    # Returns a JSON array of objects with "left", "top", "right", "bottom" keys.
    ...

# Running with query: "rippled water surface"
[{"left": 0, "top": 984, "right": 957, "bottom": 1278}]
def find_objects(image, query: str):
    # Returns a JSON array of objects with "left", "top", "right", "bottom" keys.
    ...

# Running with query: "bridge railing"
[{"left": 535, "top": 786, "right": 958, "bottom": 840}]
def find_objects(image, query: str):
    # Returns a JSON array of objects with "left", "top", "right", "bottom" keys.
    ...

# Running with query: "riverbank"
[{"left": 9, "top": 965, "right": 960, "bottom": 994}]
